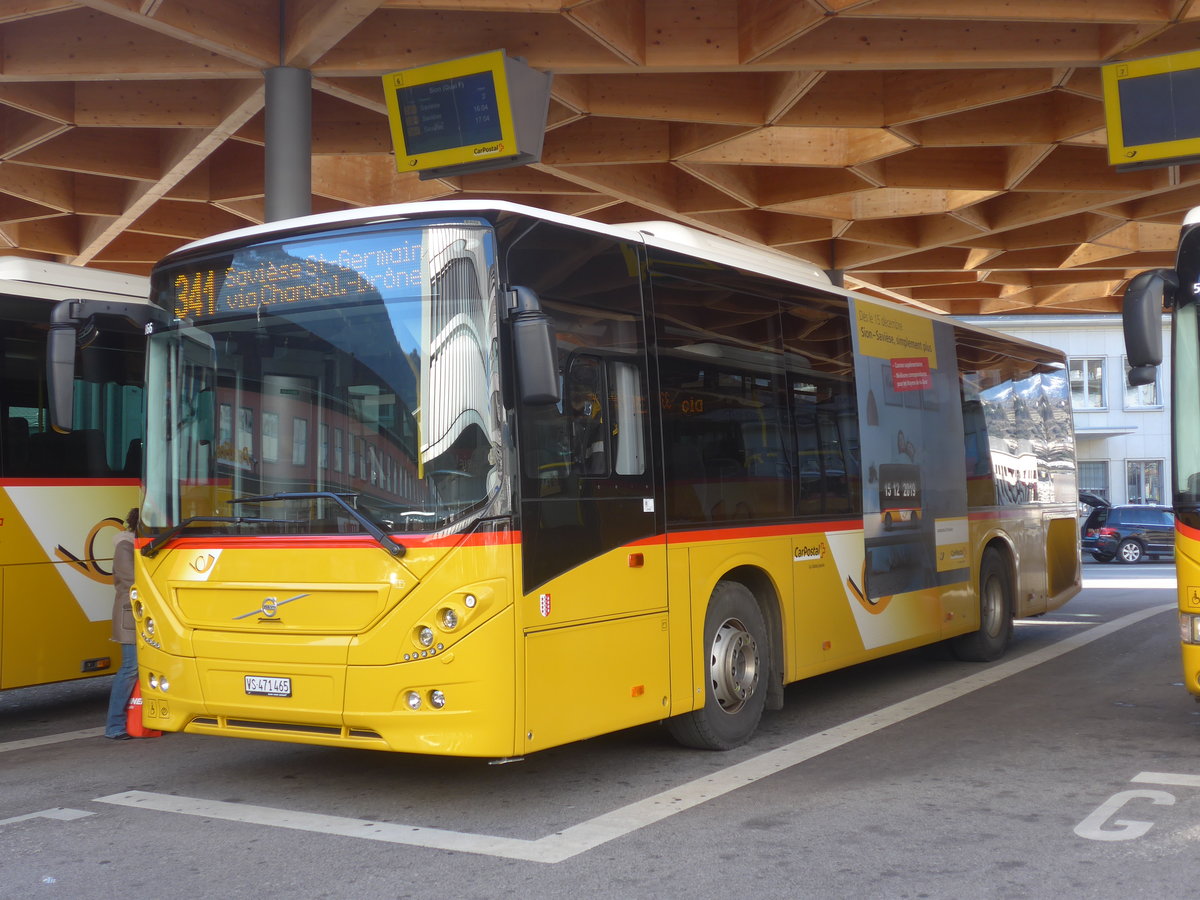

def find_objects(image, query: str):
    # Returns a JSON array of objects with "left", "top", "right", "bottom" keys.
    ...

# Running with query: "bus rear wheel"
[
  {"left": 667, "top": 581, "right": 769, "bottom": 750},
  {"left": 949, "top": 547, "right": 1012, "bottom": 662}
]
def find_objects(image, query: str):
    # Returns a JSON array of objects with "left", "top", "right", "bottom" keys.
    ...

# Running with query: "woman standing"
[{"left": 104, "top": 508, "right": 138, "bottom": 740}]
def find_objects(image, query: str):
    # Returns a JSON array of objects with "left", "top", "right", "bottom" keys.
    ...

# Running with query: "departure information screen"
[{"left": 396, "top": 71, "right": 504, "bottom": 157}]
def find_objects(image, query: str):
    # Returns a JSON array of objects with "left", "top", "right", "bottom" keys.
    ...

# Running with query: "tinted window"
[{"left": 1, "top": 299, "right": 143, "bottom": 478}]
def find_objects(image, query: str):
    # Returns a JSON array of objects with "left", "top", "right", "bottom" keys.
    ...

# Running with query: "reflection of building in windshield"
[{"left": 419, "top": 227, "right": 496, "bottom": 508}]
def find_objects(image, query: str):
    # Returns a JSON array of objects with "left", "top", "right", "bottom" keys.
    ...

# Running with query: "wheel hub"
[{"left": 709, "top": 617, "right": 759, "bottom": 714}]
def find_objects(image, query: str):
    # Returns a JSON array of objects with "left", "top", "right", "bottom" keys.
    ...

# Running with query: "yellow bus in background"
[
  {"left": 1123, "top": 208, "right": 1200, "bottom": 704},
  {"left": 0, "top": 258, "right": 148, "bottom": 690},
  {"left": 48, "top": 202, "right": 1080, "bottom": 755}
]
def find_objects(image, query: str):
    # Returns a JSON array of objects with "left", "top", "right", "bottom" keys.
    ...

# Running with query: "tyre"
[
  {"left": 1117, "top": 539, "right": 1143, "bottom": 564},
  {"left": 950, "top": 547, "right": 1013, "bottom": 662},
  {"left": 666, "top": 581, "right": 769, "bottom": 750},
  {"left": 1091, "top": 551, "right": 1114, "bottom": 563}
]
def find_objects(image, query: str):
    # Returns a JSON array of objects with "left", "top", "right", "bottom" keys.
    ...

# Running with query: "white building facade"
[{"left": 959, "top": 315, "right": 1171, "bottom": 508}]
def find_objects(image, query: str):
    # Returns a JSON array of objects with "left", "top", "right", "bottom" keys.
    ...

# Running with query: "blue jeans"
[{"left": 105, "top": 643, "right": 138, "bottom": 737}]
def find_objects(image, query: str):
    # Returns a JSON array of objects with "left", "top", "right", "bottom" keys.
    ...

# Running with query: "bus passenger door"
[{"left": 519, "top": 352, "right": 668, "bottom": 752}]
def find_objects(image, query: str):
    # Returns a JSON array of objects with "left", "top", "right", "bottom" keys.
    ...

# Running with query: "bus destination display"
[{"left": 166, "top": 237, "right": 428, "bottom": 320}]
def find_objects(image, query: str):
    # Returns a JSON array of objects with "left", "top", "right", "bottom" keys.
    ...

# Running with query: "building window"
[
  {"left": 1127, "top": 459, "right": 1163, "bottom": 505},
  {"left": 1069, "top": 357, "right": 1106, "bottom": 409},
  {"left": 1079, "top": 460, "right": 1109, "bottom": 504},
  {"left": 1123, "top": 357, "right": 1161, "bottom": 409}
]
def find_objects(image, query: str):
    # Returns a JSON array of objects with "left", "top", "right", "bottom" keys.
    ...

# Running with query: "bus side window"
[{"left": 609, "top": 359, "right": 645, "bottom": 476}]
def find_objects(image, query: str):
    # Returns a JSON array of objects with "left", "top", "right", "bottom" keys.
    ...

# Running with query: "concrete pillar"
[{"left": 264, "top": 66, "right": 312, "bottom": 222}]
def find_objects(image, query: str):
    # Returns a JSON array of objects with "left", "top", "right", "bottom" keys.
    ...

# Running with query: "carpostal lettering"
[
  {"left": 472, "top": 143, "right": 502, "bottom": 156},
  {"left": 794, "top": 542, "right": 827, "bottom": 562}
]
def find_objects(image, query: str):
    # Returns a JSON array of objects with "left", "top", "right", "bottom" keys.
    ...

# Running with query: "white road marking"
[
  {"left": 1081, "top": 577, "right": 1175, "bottom": 590},
  {"left": 1133, "top": 772, "right": 1200, "bottom": 789},
  {"left": 0, "top": 808, "right": 93, "bottom": 828},
  {"left": 95, "top": 602, "right": 1173, "bottom": 863},
  {"left": 0, "top": 727, "right": 103, "bottom": 754}
]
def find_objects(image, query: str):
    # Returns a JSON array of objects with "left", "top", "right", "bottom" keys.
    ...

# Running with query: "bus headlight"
[
  {"left": 429, "top": 690, "right": 446, "bottom": 709},
  {"left": 145, "top": 617, "right": 156, "bottom": 636},
  {"left": 1181, "top": 613, "right": 1200, "bottom": 644},
  {"left": 439, "top": 608, "right": 459, "bottom": 631},
  {"left": 416, "top": 626, "right": 434, "bottom": 647},
  {"left": 405, "top": 691, "right": 422, "bottom": 710}
]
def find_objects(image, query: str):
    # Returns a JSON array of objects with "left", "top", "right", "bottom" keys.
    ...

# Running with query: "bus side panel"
[
  {"left": 667, "top": 544, "right": 694, "bottom": 714},
  {"left": 1179, "top": 528, "right": 1200, "bottom": 699},
  {"left": 524, "top": 613, "right": 669, "bottom": 752},
  {"left": 520, "top": 540, "right": 668, "bottom": 752},
  {"left": 0, "top": 487, "right": 130, "bottom": 689}
]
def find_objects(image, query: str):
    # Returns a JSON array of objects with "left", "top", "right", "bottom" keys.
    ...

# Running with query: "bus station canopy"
[{"left": 2, "top": 1, "right": 1199, "bottom": 315}]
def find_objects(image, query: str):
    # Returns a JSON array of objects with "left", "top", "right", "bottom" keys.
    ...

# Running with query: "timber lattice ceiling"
[{"left": 5, "top": 0, "right": 1200, "bottom": 314}]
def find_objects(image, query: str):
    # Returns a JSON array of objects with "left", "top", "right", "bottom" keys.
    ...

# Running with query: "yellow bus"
[
  {"left": 47, "top": 202, "right": 1081, "bottom": 755},
  {"left": 1123, "top": 209, "right": 1200, "bottom": 702},
  {"left": 0, "top": 257, "right": 149, "bottom": 690}
]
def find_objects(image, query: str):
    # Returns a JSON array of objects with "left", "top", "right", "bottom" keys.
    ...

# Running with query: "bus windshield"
[{"left": 142, "top": 220, "right": 503, "bottom": 537}]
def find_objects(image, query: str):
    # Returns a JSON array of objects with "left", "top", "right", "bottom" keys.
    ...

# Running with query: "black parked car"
[{"left": 1080, "top": 500, "right": 1175, "bottom": 563}]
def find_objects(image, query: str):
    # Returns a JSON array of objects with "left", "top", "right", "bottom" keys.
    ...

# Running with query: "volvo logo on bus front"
[{"left": 233, "top": 592, "right": 310, "bottom": 620}]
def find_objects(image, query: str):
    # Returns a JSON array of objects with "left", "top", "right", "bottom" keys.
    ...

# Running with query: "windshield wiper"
[
  {"left": 229, "top": 491, "right": 406, "bottom": 557},
  {"left": 141, "top": 515, "right": 277, "bottom": 558}
]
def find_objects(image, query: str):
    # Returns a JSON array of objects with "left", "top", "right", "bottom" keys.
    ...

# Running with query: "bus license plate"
[{"left": 245, "top": 675, "right": 291, "bottom": 697}]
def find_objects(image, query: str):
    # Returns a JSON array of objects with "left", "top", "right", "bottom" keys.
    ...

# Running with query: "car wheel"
[{"left": 1117, "top": 539, "right": 1144, "bottom": 564}]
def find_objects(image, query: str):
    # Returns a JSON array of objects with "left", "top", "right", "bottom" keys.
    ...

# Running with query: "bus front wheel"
[
  {"left": 667, "top": 581, "right": 769, "bottom": 750},
  {"left": 949, "top": 547, "right": 1012, "bottom": 662}
]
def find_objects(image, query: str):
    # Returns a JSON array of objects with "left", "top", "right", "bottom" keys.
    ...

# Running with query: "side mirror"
[
  {"left": 1122, "top": 268, "right": 1176, "bottom": 386},
  {"left": 46, "top": 298, "right": 169, "bottom": 433},
  {"left": 507, "top": 286, "right": 560, "bottom": 406}
]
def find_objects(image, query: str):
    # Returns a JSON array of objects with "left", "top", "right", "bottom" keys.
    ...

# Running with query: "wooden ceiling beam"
[
  {"left": 310, "top": 155, "right": 451, "bottom": 207},
  {"left": 73, "top": 82, "right": 231, "bottom": 128},
  {"left": 758, "top": 20, "right": 1125, "bottom": 67},
  {"left": 683, "top": 126, "right": 911, "bottom": 167},
  {"left": 838, "top": 0, "right": 1176, "bottom": 23},
  {"left": 737, "top": 0, "right": 825, "bottom": 63},
  {"left": 566, "top": 0, "right": 646, "bottom": 65},
  {"left": 283, "top": 0, "right": 386, "bottom": 68},
  {"left": 73, "top": 81, "right": 264, "bottom": 264},
  {"left": 321, "top": 10, "right": 627, "bottom": 74},
  {"left": 129, "top": 199, "right": 252, "bottom": 240},
  {"left": 6, "top": 8, "right": 264, "bottom": 78},
  {"left": 586, "top": 74, "right": 768, "bottom": 125},
  {"left": 77, "top": 0, "right": 279, "bottom": 67},
  {"left": 0, "top": 83, "right": 74, "bottom": 123},
  {"left": 541, "top": 118, "right": 671, "bottom": 166}
]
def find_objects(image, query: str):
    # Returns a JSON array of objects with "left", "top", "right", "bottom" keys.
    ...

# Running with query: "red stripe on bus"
[
  {"left": 665, "top": 520, "right": 861, "bottom": 544},
  {"left": 1177, "top": 518, "right": 1200, "bottom": 542}
]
